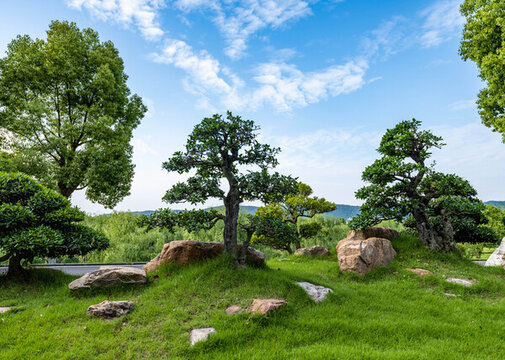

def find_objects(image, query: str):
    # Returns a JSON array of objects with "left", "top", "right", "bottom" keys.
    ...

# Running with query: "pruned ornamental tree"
[
  {"left": 253, "top": 182, "right": 336, "bottom": 253},
  {"left": 460, "top": 0, "right": 505, "bottom": 142},
  {"left": 145, "top": 112, "right": 297, "bottom": 266},
  {"left": 0, "top": 21, "right": 146, "bottom": 208},
  {"left": 0, "top": 172, "right": 109, "bottom": 277},
  {"left": 349, "top": 119, "right": 491, "bottom": 252}
]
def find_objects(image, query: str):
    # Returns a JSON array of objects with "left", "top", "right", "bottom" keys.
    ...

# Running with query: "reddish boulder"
[
  {"left": 143, "top": 240, "right": 265, "bottom": 273},
  {"left": 336, "top": 237, "right": 396, "bottom": 275},
  {"left": 248, "top": 299, "right": 286, "bottom": 315}
]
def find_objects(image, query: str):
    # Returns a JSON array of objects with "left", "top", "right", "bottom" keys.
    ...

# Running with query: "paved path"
[{"left": 0, "top": 263, "right": 146, "bottom": 276}]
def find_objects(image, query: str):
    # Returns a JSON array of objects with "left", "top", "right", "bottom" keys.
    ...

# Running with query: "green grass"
[{"left": 1, "top": 233, "right": 505, "bottom": 359}]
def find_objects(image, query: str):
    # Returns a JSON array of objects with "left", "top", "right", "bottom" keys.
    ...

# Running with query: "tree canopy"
[
  {"left": 349, "top": 119, "right": 493, "bottom": 251},
  {"left": 0, "top": 20, "right": 146, "bottom": 207},
  {"left": 460, "top": 0, "right": 505, "bottom": 142},
  {"left": 0, "top": 172, "right": 109, "bottom": 277},
  {"left": 145, "top": 111, "right": 297, "bottom": 266}
]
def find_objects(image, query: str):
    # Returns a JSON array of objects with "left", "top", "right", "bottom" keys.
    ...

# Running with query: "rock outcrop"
[
  {"left": 68, "top": 267, "right": 146, "bottom": 291},
  {"left": 485, "top": 238, "right": 505, "bottom": 267},
  {"left": 294, "top": 246, "right": 330, "bottom": 257},
  {"left": 336, "top": 237, "right": 396, "bottom": 275},
  {"left": 87, "top": 300, "right": 135, "bottom": 319},
  {"left": 143, "top": 240, "right": 265, "bottom": 273},
  {"left": 190, "top": 328, "right": 216, "bottom": 346},
  {"left": 248, "top": 299, "right": 286, "bottom": 315},
  {"left": 296, "top": 282, "right": 333, "bottom": 302}
]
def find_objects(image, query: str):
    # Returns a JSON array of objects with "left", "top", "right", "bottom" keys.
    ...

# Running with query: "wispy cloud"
[
  {"left": 174, "top": 0, "right": 313, "bottom": 59},
  {"left": 420, "top": 0, "right": 464, "bottom": 48},
  {"left": 449, "top": 99, "right": 476, "bottom": 111},
  {"left": 66, "top": 0, "right": 165, "bottom": 40}
]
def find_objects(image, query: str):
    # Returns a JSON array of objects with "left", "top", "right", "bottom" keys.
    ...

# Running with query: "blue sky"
[{"left": 1, "top": 0, "right": 504, "bottom": 213}]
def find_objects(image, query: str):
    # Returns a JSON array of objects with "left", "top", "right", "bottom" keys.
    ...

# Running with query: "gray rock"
[
  {"left": 87, "top": 300, "right": 135, "bottom": 319},
  {"left": 69, "top": 266, "right": 146, "bottom": 291},
  {"left": 0, "top": 307, "right": 11, "bottom": 314},
  {"left": 447, "top": 277, "right": 475, "bottom": 287},
  {"left": 190, "top": 328, "right": 216, "bottom": 346},
  {"left": 485, "top": 238, "right": 505, "bottom": 267},
  {"left": 297, "top": 282, "right": 333, "bottom": 302},
  {"left": 295, "top": 246, "right": 330, "bottom": 257},
  {"left": 225, "top": 305, "right": 243, "bottom": 315}
]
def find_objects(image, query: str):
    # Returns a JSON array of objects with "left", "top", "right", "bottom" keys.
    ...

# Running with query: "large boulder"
[
  {"left": 87, "top": 300, "right": 135, "bottom": 319},
  {"left": 143, "top": 240, "right": 265, "bottom": 273},
  {"left": 345, "top": 226, "right": 399, "bottom": 241},
  {"left": 336, "top": 237, "right": 397, "bottom": 275},
  {"left": 485, "top": 238, "right": 505, "bottom": 267},
  {"left": 294, "top": 246, "right": 330, "bottom": 257},
  {"left": 68, "top": 266, "right": 146, "bottom": 291}
]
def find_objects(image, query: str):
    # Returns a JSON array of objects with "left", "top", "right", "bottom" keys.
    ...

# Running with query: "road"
[{"left": 0, "top": 263, "right": 146, "bottom": 276}]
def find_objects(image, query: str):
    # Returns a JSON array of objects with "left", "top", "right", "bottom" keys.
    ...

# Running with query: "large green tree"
[
  {"left": 0, "top": 21, "right": 146, "bottom": 208},
  {"left": 149, "top": 111, "right": 297, "bottom": 266},
  {"left": 349, "top": 119, "right": 492, "bottom": 252},
  {"left": 460, "top": 0, "right": 505, "bottom": 141},
  {"left": 0, "top": 172, "right": 109, "bottom": 277}
]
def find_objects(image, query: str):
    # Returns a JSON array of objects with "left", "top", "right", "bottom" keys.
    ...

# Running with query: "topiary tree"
[
  {"left": 0, "top": 172, "right": 109, "bottom": 277},
  {"left": 349, "top": 119, "right": 493, "bottom": 252},
  {"left": 144, "top": 112, "right": 297, "bottom": 266},
  {"left": 253, "top": 182, "right": 336, "bottom": 253},
  {"left": 0, "top": 20, "right": 146, "bottom": 207},
  {"left": 460, "top": 0, "right": 505, "bottom": 142}
]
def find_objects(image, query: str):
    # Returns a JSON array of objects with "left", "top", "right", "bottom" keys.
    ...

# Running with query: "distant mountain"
[
  {"left": 485, "top": 201, "right": 505, "bottom": 209},
  {"left": 129, "top": 204, "right": 361, "bottom": 220}
]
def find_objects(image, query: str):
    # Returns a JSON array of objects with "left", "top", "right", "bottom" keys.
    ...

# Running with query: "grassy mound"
[{"left": 1, "top": 233, "right": 505, "bottom": 359}]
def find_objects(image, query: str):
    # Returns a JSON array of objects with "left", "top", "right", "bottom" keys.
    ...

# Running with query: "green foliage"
[
  {"left": 460, "top": 0, "right": 505, "bottom": 141},
  {"left": 0, "top": 172, "right": 108, "bottom": 274},
  {"left": 350, "top": 119, "right": 493, "bottom": 251},
  {"left": 253, "top": 182, "right": 336, "bottom": 253},
  {"left": 482, "top": 204, "right": 505, "bottom": 239},
  {"left": 0, "top": 21, "right": 146, "bottom": 207}
]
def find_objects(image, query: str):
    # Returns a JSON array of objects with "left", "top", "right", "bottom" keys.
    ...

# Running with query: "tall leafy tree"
[
  {"left": 151, "top": 111, "right": 297, "bottom": 266},
  {"left": 460, "top": 0, "right": 505, "bottom": 142},
  {"left": 349, "top": 119, "right": 491, "bottom": 251},
  {"left": 254, "top": 182, "right": 336, "bottom": 253},
  {"left": 0, "top": 172, "right": 109, "bottom": 277},
  {"left": 0, "top": 21, "right": 146, "bottom": 208}
]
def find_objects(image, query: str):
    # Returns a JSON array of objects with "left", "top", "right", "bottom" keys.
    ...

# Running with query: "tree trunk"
[
  {"left": 58, "top": 181, "right": 75, "bottom": 199},
  {"left": 413, "top": 209, "right": 455, "bottom": 252},
  {"left": 239, "top": 230, "right": 254, "bottom": 266},
  {"left": 6, "top": 255, "right": 24, "bottom": 278},
  {"left": 223, "top": 196, "right": 240, "bottom": 267}
]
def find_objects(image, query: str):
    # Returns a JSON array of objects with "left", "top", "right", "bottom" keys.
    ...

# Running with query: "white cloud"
[
  {"left": 132, "top": 135, "right": 159, "bottom": 155},
  {"left": 66, "top": 0, "right": 165, "bottom": 40},
  {"left": 449, "top": 99, "right": 476, "bottom": 111},
  {"left": 420, "top": 0, "right": 464, "bottom": 48},
  {"left": 174, "top": 0, "right": 313, "bottom": 59}
]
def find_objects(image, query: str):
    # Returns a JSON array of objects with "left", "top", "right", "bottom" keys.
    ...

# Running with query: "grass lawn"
[{"left": 1, "top": 233, "right": 505, "bottom": 360}]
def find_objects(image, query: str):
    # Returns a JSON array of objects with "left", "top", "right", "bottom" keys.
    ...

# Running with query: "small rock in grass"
[
  {"left": 443, "top": 293, "right": 458, "bottom": 297},
  {"left": 190, "top": 328, "right": 216, "bottom": 346},
  {"left": 446, "top": 278, "right": 475, "bottom": 287},
  {"left": 0, "top": 307, "right": 11, "bottom": 314},
  {"left": 87, "top": 300, "right": 135, "bottom": 319},
  {"left": 248, "top": 299, "right": 286, "bottom": 315},
  {"left": 407, "top": 268, "right": 432, "bottom": 277},
  {"left": 296, "top": 282, "right": 333, "bottom": 302},
  {"left": 226, "top": 305, "right": 243, "bottom": 315}
]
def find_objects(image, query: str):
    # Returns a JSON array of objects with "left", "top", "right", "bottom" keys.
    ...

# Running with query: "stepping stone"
[
  {"left": 407, "top": 268, "right": 432, "bottom": 277},
  {"left": 446, "top": 278, "right": 475, "bottom": 287},
  {"left": 87, "top": 300, "right": 135, "bottom": 319},
  {"left": 190, "top": 328, "right": 216, "bottom": 346},
  {"left": 0, "top": 307, "right": 11, "bottom": 314},
  {"left": 225, "top": 305, "right": 243, "bottom": 315},
  {"left": 248, "top": 299, "right": 286, "bottom": 315},
  {"left": 296, "top": 282, "right": 333, "bottom": 302},
  {"left": 443, "top": 292, "right": 458, "bottom": 297}
]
